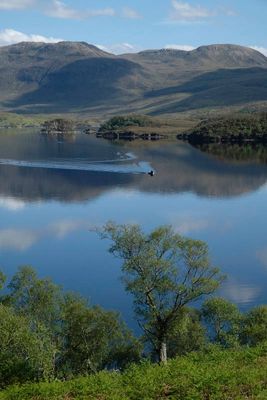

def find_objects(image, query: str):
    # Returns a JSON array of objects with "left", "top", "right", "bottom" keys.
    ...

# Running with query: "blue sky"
[{"left": 0, "top": 0, "right": 266, "bottom": 55}]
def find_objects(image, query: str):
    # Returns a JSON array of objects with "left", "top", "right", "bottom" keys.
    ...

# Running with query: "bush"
[{"left": 98, "top": 115, "right": 154, "bottom": 132}]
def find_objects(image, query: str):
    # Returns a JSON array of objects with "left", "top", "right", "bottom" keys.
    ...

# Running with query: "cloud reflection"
[
  {"left": 0, "top": 196, "right": 26, "bottom": 211},
  {"left": 0, "top": 219, "right": 88, "bottom": 251},
  {"left": 170, "top": 213, "right": 234, "bottom": 236},
  {"left": 49, "top": 219, "right": 87, "bottom": 239},
  {"left": 173, "top": 217, "right": 210, "bottom": 235},
  {"left": 221, "top": 280, "right": 261, "bottom": 305},
  {"left": 0, "top": 229, "right": 37, "bottom": 251},
  {"left": 256, "top": 246, "right": 267, "bottom": 268}
]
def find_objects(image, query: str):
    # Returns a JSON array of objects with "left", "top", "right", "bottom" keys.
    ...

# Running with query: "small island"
[{"left": 96, "top": 114, "right": 195, "bottom": 140}]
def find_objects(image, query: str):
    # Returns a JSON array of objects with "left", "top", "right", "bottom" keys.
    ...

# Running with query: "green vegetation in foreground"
[
  {"left": 2, "top": 224, "right": 267, "bottom": 398},
  {"left": 2, "top": 345, "right": 267, "bottom": 400},
  {"left": 182, "top": 112, "right": 267, "bottom": 142}
]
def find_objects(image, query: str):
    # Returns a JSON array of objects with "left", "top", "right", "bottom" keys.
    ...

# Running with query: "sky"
[{"left": 0, "top": 0, "right": 266, "bottom": 55}]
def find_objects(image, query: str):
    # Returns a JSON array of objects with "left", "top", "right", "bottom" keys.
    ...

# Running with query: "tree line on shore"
[
  {"left": 1, "top": 223, "right": 267, "bottom": 390},
  {"left": 179, "top": 112, "right": 267, "bottom": 143}
]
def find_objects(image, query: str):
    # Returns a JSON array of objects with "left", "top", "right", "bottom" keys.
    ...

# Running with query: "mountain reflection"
[
  {"left": 194, "top": 143, "right": 267, "bottom": 164},
  {"left": 0, "top": 133, "right": 267, "bottom": 203}
]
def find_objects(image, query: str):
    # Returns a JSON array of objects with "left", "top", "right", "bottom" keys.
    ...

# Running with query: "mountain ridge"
[{"left": 0, "top": 41, "right": 266, "bottom": 114}]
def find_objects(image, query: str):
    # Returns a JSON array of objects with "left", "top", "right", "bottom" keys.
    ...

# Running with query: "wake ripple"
[{"left": 0, "top": 158, "right": 153, "bottom": 175}]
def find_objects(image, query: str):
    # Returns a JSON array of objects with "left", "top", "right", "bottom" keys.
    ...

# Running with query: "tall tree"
[{"left": 101, "top": 223, "right": 223, "bottom": 363}]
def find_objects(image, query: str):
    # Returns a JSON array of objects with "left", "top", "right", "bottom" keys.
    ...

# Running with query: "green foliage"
[
  {"left": 0, "top": 271, "right": 6, "bottom": 291},
  {"left": 189, "top": 112, "right": 267, "bottom": 139},
  {"left": 101, "top": 223, "right": 223, "bottom": 362},
  {"left": 99, "top": 115, "right": 155, "bottom": 132},
  {"left": 4, "top": 266, "right": 62, "bottom": 332},
  {"left": 2, "top": 345, "right": 267, "bottom": 399},
  {"left": 166, "top": 308, "right": 206, "bottom": 357},
  {"left": 0, "top": 266, "right": 141, "bottom": 385},
  {"left": 0, "top": 305, "right": 55, "bottom": 388},
  {"left": 59, "top": 293, "right": 141, "bottom": 376},
  {"left": 201, "top": 297, "right": 241, "bottom": 347},
  {"left": 240, "top": 305, "right": 267, "bottom": 346},
  {"left": 4, "top": 227, "right": 267, "bottom": 397},
  {"left": 0, "top": 113, "right": 45, "bottom": 129}
]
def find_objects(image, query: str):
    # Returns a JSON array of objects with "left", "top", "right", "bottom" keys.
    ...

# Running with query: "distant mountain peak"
[
  {"left": 2, "top": 40, "right": 113, "bottom": 58},
  {"left": 193, "top": 43, "right": 265, "bottom": 56}
]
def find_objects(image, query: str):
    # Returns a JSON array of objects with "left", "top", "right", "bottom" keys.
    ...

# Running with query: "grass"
[
  {"left": 2, "top": 345, "right": 267, "bottom": 399},
  {"left": 0, "top": 112, "right": 103, "bottom": 130},
  {"left": 0, "top": 113, "right": 48, "bottom": 129}
]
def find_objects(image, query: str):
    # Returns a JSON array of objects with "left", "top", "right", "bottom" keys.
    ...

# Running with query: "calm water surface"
[{"left": 0, "top": 130, "right": 267, "bottom": 327}]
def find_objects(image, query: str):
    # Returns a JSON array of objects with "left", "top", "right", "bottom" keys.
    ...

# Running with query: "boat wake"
[{"left": 0, "top": 156, "right": 153, "bottom": 175}]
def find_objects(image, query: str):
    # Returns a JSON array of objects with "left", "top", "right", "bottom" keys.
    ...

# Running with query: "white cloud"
[
  {"left": 250, "top": 46, "right": 267, "bottom": 57},
  {"left": 46, "top": 0, "right": 115, "bottom": 20},
  {"left": 164, "top": 44, "right": 195, "bottom": 51},
  {"left": 0, "top": 229, "right": 37, "bottom": 251},
  {"left": 170, "top": 0, "right": 214, "bottom": 22},
  {"left": 122, "top": 6, "right": 141, "bottom": 19},
  {"left": 45, "top": 0, "right": 84, "bottom": 19},
  {"left": 219, "top": 7, "right": 237, "bottom": 17},
  {"left": 0, "top": 28, "right": 61, "bottom": 46},
  {"left": 89, "top": 9, "right": 115, "bottom": 17},
  {"left": 97, "top": 42, "right": 140, "bottom": 55},
  {"left": 0, "top": 0, "right": 34, "bottom": 10}
]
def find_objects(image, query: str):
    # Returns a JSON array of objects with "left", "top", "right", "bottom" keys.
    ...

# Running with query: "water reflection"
[
  {"left": 1, "top": 131, "right": 267, "bottom": 320},
  {"left": 194, "top": 143, "right": 267, "bottom": 164},
  {"left": 221, "top": 280, "right": 262, "bottom": 307},
  {"left": 0, "top": 132, "right": 267, "bottom": 202}
]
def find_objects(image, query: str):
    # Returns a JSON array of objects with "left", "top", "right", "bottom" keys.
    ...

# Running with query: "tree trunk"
[{"left": 159, "top": 341, "right": 167, "bottom": 364}]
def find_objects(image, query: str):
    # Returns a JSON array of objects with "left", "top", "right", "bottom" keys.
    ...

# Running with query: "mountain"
[{"left": 0, "top": 41, "right": 266, "bottom": 114}]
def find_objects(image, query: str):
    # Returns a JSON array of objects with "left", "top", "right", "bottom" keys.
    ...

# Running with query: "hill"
[{"left": 0, "top": 42, "right": 266, "bottom": 115}]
